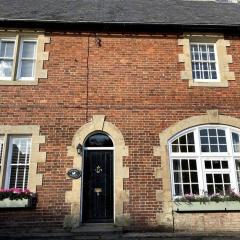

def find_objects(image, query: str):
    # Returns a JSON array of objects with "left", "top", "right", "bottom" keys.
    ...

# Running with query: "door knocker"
[{"left": 95, "top": 165, "right": 103, "bottom": 174}]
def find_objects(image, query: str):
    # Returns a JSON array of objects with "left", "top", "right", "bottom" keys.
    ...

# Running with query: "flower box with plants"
[
  {"left": 173, "top": 191, "right": 240, "bottom": 212},
  {"left": 0, "top": 188, "right": 37, "bottom": 208}
]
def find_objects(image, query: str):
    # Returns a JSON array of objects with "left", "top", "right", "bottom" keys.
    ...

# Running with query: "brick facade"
[{"left": 1, "top": 32, "right": 240, "bottom": 231}]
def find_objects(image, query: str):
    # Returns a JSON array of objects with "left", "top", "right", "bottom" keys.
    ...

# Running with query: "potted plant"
[
  {"left": 173, "top": 190, "right": 240, "bottom": 212},
  {"left": 0, "top": 188, "right": 37, "bottom": 208}
]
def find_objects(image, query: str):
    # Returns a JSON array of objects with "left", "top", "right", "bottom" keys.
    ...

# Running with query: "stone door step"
[{"left": 72, "top": 223, "right": 123, "bottom": 235}]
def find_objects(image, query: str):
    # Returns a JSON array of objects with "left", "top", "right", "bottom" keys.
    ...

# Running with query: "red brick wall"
[{"left": 0, "top": 32, "right": 240, "bottom": 231}]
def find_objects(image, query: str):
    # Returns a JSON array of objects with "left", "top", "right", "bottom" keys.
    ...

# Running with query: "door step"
[{"left": 72, "top": 223, "right": 123, "bottom": 238}]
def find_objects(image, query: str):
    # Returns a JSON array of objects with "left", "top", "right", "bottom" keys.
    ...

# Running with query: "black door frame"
[{"left": 81, "top": 135, "right": 114, "bottom": 223}]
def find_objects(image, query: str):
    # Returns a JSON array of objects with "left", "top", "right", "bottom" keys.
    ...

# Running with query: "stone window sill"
[
  {"left": 0, "top": 80, "right": 38, "bottom": 86},
  {"left": 173, "top": 201, "right": 240, "bottom": 212}
]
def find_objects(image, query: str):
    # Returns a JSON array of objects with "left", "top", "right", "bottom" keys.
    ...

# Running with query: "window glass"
[
  {"left": 235, "top": 159, "right": 240, "bottom": 191},
  {"left": 172, "top": 158, "right": 199, "bottom": 195},
  {"left": 171, "top": 132, "right": 195, "bottom": 153},
  {"left": 8, "top": 137, "right": 31, "bottom": 189},
  {"left": 0, "top": 137, "right": 3, "bottom": 174},
  {"left": 18, "top": 40, "right": 36, "bottom": 79},
  {"left": 170, "top": 126, "right": 240, "bottom": 197},
  {"left": 200, "top": 128, "right": 227, "bottom": 153},
  {"left": 191, "top": 43, "right": 217, "bottom": 81},
  {"left": 232, "top": 132, "right": 240, "bottom": 152},
  {"left": 0, "top": 40, "right": 15, "bottom": 79},
  {"left": 85, "top": 133, "right": 113, "bottom": 147}
]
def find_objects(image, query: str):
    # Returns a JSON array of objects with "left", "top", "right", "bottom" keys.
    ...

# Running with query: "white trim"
[
  {"left": 190, "top": 42, "right": 220, "bottom": 83},
  {"left": 169, "top": 124, "right": 240, "bottom": 197},
  {"left": 17, "top": 39, "right": 37, "bottom": 81},
  {"left": 5, "top": 136, "right": 31, "bottom": 189}
]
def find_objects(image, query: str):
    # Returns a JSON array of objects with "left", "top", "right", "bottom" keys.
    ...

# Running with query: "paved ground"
[{"left": 1, "top": 233, "right": 240, "bottom": 240}]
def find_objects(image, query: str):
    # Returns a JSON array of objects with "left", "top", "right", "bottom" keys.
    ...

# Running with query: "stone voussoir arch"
[
  {"left": 153, "top": 110, "right": 240, "bottom": 230},
  {"left": 64, "top": 115, "right": 129, "bottom": 228}
]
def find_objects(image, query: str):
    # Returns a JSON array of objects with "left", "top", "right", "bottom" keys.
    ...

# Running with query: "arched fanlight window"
[
  {"left": 169, "top": 125, "right": 240, "bottom": 197},
  {"left": 84, "top": 133, "right": 113, "bottom": 147}
]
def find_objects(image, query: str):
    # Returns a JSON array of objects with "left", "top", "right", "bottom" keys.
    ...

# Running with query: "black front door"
[{"left": 83, "top": 150, "right": 113, "bottom": 223}]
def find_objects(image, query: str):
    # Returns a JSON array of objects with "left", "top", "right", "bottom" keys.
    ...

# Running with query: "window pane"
[
  {"left": 0, "top": 138, "right": 3, "bottom": 164},
  {"left": 179, "top": 135, "right": 186, "bottom": 144},
  {"left": 172, "top": 145, "right": 179, "bottom": 152},
  {"left": 207, "top": 185, "right": 214, "bottom": 194},
  {"left": 181, "top": 159, "right": 188, "bottom": 170},
  {"left": 20, "top": 60, "right": 34, "bottom": 78},
  {"left": 223, "top": 174, "right": 230, "bottom": 183},
  {"left": 200, "top": 129, "right": 208, "bottom": 136},
  {"left": 192, "top": 184, "right": 199, "bottom": 194},
  {"left": 201, "top": 145, "right": 209, "bottom": 152},
  {"left": 219, "top": 137, "right": 226, "bottom": 144},
  {"left": 219, "top": 145, "right": 227, "bottom": 152},
  {"left": 214, "top": 174, "right": 222, "bottom": 183},
  {"left": 0, "top": 60, "right": 13, "bottom": 78},
  {"left": 180, "top": 145, "right": 187, "bottom": 152},
  {"left": 187, "top": 132, "right": 194, "bottom": 144},
  {"left": 22, "top": 41, "right": 36, "bottom": 58},
  {"left": 209, "top": 129, "right": 217, "bottom": 136},
  {"left": 191, "top": 172, "right": 198, "bottom": 182},
  {"left": 212, "top": 161, "right": 221, "bottom": 169},
  {"left": 174, "top": 172, "right": 181, "bottom": 183},
  {"left": 222, "top": 161, "right": 228, "bottom": 169},
  {"left": 85, "top": 133, "right": 113, "bottom": 147},
  {"left": 189, "top": 160, "right": 197, "bottom": 170},
  {"left": 8, "top": 137, "right": 31, "bottom": 190},
  {"left": 201, "top": 137, "right": 208, "bottom": 144},
  {"left": 0, "top": 41, "right": 14, "bottom": 58},
  {"left": 210, "top": 145, "right": 218, "bottom": 152},
  {"left": 218, "top": 129, "right": 226, "bottom": 136},
  {"left": 188, "top": 145, "right": 195, "bottom": 152},
  {"left": 206, "top": 174, "right": 213, "bottom": 183},
  {"left": 183, "top": 184, "right": 191, "bottom": 194},
  {"left": 232, "top": 133, "right": 239, "bottom": 144},
  {"left": 215, "top": 184, "right": 223, "bottom": 193},
  {"left": 210, "top": 137, "right": 217, "bottom": 144},
  {"left": 175, "top": 184, "right": 182, "bottom": 195},
  {"left": 173, "top": 160, "right": 180, "bottom": 170},
  {"left": 182, "top": 172, "right": 190, "bottom": 183},
  {"left": 205, "top": 161, "right": 212, "bottom": 169}
]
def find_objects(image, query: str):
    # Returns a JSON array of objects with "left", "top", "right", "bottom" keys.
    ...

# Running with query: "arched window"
[
  {"left": 169, "top": 125, "right": 240, "bottom": 197},
  {"left": 84, "top": 133, "right": 113, "bottom": 148}
]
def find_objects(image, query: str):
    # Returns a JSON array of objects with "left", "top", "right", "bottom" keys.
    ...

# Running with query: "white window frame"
[
  {"left": 0, "top": 38, "right": 17, "bottom": 81},
  {"left": 190, "top": 42, "right": 220, "bottom": 83},
  {"left": 3, "top": 135, "right": 32, "bottom": 189},
  {"left": 169, "top": 125, "right": 240, "bottom": 197},
  {"left": 16, "top": 38, "right": 37, "bottom": 81},
  {"left": 0, "top": 35, "right": 38, "bottom": 82}
]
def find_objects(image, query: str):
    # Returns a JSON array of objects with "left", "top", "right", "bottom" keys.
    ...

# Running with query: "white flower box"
[
  {"left": 0, "top": 198, "right": 31, "bottom": 208},
  {"left": 173, "top": 201, "right": 240, "bottom": 212}
]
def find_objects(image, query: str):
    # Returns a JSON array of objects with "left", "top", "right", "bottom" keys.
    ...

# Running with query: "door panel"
[{"left": 83, "top": 150, "right": 113, "bottom": 222}]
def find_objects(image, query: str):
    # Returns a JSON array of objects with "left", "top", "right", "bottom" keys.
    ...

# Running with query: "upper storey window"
[
  {"left": 0, "top": 38, "right": 37, "bottom": 81},
  {"left": 0, "top": 31, "right": 50, "bottom": 85},
  {"left": 190, "top": 43, "right": 218, "bottom": 82},
  {"left": 178, "top": 34, "right": 235, "bottom": 87}
]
